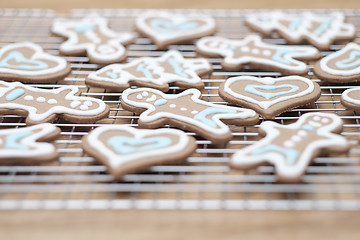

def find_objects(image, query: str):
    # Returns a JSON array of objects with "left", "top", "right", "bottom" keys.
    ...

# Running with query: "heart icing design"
[
  {"left": 244, "top": 84, "right": 299, "bottom": 100},
  {"left": 107, "top": 135, "right": 172, "bottom": 155},
  {"left": 150, "top": 19, "right": 199, "bottom": 34},
  {"left": 0, "top": 51, "right": 48, "bottom": 70},
  {"left": 222, "top": 76, "right": 316, "bottom": 111}
]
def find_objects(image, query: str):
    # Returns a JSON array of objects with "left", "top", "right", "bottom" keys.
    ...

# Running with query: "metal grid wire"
[{"left": 0, "top": 8, "right": 360, "bottom": 210}]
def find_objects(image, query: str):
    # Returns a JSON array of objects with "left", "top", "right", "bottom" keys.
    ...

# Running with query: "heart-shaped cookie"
[
  {"left": 219, "top": 76, "right": 321, "bottom": 119},
  {"left": 82, "top": 126, "right": 197, "bottom": 178},
  {"left": 0, "top": 42, "right": 71, "bottom": 83},
  {"left": 135, "top": 11, "right": 216, "bottom": 49}
]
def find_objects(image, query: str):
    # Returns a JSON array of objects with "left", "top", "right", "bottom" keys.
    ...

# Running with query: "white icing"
[
  {"left": 122, "top": 87, "right": 257, "bottom": 137},
  {"left": 196, "top": 35, "right": 319, "bottom": 73},
  {"left": 84, "top": 126, "right": 192, "bottom": 169},
  {"left": 136, "top": 94, "right": 143, "bottom": 100},
  {"left": 180, "top": 107, "right": 187, "bottom": 111},
  {"left": 191, "top": 110, "right": 198, "bottom": 114},
  {"left": 47, "top": 99, "right": 57, "bottom": 104},
  {"left": 87, "top": 50, "right": 212, "bottom": 89},
  {"left": 319, "top": 43, "right": 360, "bottom": 76},
  {"left": 0, "top": 81, "right": 107, "bottom": 122},
  {"left": 80, "top": 105, "right": 88, "bottom": 110},
  {"left": 24, "top": 95, "right": 33, "bottom": 101},
  {"left": 51, "top": 17, "right": 135, "bottom": 62},
  {"left": 170, "top": 104, "right": 176, "bottom": 108},
  {"left": 222, "top": 75, "right": 315, "bottom": 110},
  {"left": 135, "top": 11, "right": 216, "bottom": 45},
  {"left": 36, "top": 97, "right": 46, "bottom": 103},
  {"left": 231, "top": 112, "right": 348, "bottom": 181},
  {"left": 246, "top": 11, "right": 355, "bottom": 48},
  {"left": 0, "top": 123, "right": 58, "bottom": 158},
  {"left": 342, "top": 87, "right": 360, "bottom": 105},
  {"left": 0, "top": 42, "right": 68, "bottom": 76},
  {"left": 70, "top": 100, "right": 81, "bottom": 108},
  {"left": 84, "top": 100, "right": 93, "bottom": 106},
  {"left": 146, "top": 94, "right": 157, "bottom": 102}
]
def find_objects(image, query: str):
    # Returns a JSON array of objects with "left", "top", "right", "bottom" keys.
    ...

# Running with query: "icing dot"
[
  {"left": 263, "top": 50, "right": 271, "bottom": 56},
  {"left": 170, "top": 104, "right": 176, "bottom": 108},
  {"left": 180, "top": 108, "right": 187, "bottom": 111},
  {"left": 191, "top": 110, "right": 199, "bottom": 114},
  {"left": 80, "top": 105, "right": 89, "bottom": 110},
  {"left": 252, "top": 48, "right": 260, "bottom": 54},
  {"left": 142, "top": 91, "right": 149, "bottom": 97},
  {"left": 84, "top": 101, "right": 93, "bottom": 106},
  {"left": 291, "top": 135, "right": 301, "bottom": 142},
  {"left": 298, "top": 130, "right": 307, "bottom": 137},
  {"left": 70, "top": 100, "right": 81, "bottom": 108},
  {"left": 241, "top": 46, "right": 250, "bottom": 52},
  {"left": 36, "top": 97, "right": 46, "bottom": 103},
  {"left": 47, "top": 99, "right": 57, "bottom": 104},
  {"left": 136, "top": 94, "right": 143, "bottom": 100},
  {"left": 321, "top": 118, "right": 329, "bottom": 123},
  {"left": 284, "top": 141, "right": 294, "bottom": 148},
  {"left": 313, "top": 116, "right": 320, "bottom": 121},
  {"left": 24, "top": 95, "right": 33, "bottom": 101}
]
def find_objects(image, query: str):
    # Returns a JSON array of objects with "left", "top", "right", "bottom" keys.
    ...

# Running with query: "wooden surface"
[
  {"left": 1, "top": 0, "right": 360, "bottom": 13},
  {"left": 1, "top": 210, "right": 360, "bottom": 240},
  {"left": 1, "top": 1, "right": 360, "bottom": 239}
]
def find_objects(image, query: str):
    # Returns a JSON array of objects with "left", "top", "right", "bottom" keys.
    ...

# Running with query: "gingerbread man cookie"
[
  {"left": 0, "top": 42, "right": 71, "bottom": 83},
  {"left": 196, "top": 35, "right": 320, "bottom": 75},
  {"left": 82, "top": 126, "right": 196, "bottom": 178},
  {"left": 219, "top": 76, "right": 321, "bottom": 119},
  {"left": 0, "top": 80, "right": 109, "bottom": 125},
  {"left": 135, "top": 11, "right": 216, "bottom": 49},
  {"left": 87, "top": 50, "right": 212, "bottom": 92},
  {"left": 121, "top": 88, "right": 258, "bottom": 144},
  {"left": 0, "top": 123, "right": 60, "bottom": 164},
  {"left": 246, "top": 11, "right": 355, "bottom": 50},
  {"left": 314, "top": 43, "right": 360, "bottom": 83},
  {"left": 52, "top": 17, "right": 135, "bottom": 64},
  {"left": 230, "top": 113, "right": 349, "bottom": 182},
  {"left": 341, "top": 87, "right": 360, "bottom": 111}
]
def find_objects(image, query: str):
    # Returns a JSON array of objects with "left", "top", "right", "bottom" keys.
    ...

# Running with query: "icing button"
[
  {"left": 36, "top": 97, "right": 46, "bottom": 103},
  {"left": 24, "top": 95, "right": 34, "bottom": 101},
  {"left": 84, "top": 100, "right": 93, "bottom": 106},
  {"left": 169, "top": 104, "right": 176, "bottom": 108},
  {"left": 191, "top": 110, "right": 199, "bottom": 114},
  {"left": 80, "top": 105, "right": 89, "bottom": 110},
  {"left": 180, "top": 107, "right": 187, "bottom": 111},
  {"left": 70, "top": 100, "right": 81, "bottom": 108},
  {"left": 47, "top": 99, "right": 57, "bottom": 104}
]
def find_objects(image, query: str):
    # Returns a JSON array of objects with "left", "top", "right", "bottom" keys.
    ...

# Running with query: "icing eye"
[
  {"left": 80, "top": 105, "right": 89, "bottom": 110},
  {"left": 136, "top": 94, "right": 143, "bottom": 100},
  {"left": 84, "top": 101, "right": 93, "bottom": 106},
  {"left": 313, "top": 116, "right": 321, "bottom": 121},
  {"left": 70, "top": 100, "right": 81, "bottom": 108},
  {"left": 321, "top": 118, "right": 330, "bottom": 124},
  {"left": 142, "top": 91, "right": 149, "bottom": 97}
]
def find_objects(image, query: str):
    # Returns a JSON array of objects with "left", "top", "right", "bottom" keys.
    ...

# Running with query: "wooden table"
[{"left": 1, "top": 1, "right": 360, "bottom": 239}]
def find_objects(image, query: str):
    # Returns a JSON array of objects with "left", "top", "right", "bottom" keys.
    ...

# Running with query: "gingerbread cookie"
[
  {"left": 135, "top": 11, "right": 216, "bottom": 49},
  {"left": 341, "top": 87, "right": 360, "bottom": 111},
  {"left": 219, "top": 76, "right": 321, "bottom": 119},
  {"left": 121, "top": 88, "right": 258, "bottom": 144},
  {"left": 52, "top": 17, "right": 135, "bottom": 64},
  {"left": 314, "top": 43, "right": 360, "bottom": 83},
  {"left": 196, "top": 35, "right": 320, "bottom": 75},
  {"left": 0, "top": 80, "right": 109, "bottom": 125},
  {"left": 82, "top": 126, "right": 196, "bottom": 178},
  {"left": 87, "top": 50, "right": 212, "bottom": 92},
  {"left": 0, "top": 42, "right": 71, "bottom": 83},
  {"left": 230, "top": 112, "right": 349, "bottom": 182},
  {"left": 0, "top": 123, "right": 60, "bottom": 164},
  {"left": 246, "top": 11, "right": 355, "bottom": 50}
]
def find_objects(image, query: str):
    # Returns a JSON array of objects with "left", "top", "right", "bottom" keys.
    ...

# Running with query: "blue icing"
[
  {"left": 302, "top": 124, "right": 314, "bottom": 132},
  {"left": 149, "top": 19, "right": 198, "bottom": 34},
  {"left": 136, "top": 63, "right": 153, "bottom": 78},
  {"left": 272, "top": 49, "right": 295, "bottom": 65},
  {"left": 288, "top": 18, "right": 302, "bottom": 32},
  {"left": 167, "top": 58, "right": 187, "bottom": 78},
  {"left": 154, "top": 99, "right": 168, "bottom": 106},
  {"left": 335, "top": 50, "right": 360, "bottom": 69},
  {"left": 261, "top": 17, "right": 271, "bottom": 23},
  {"left": 106, "top": 71, "right": 118, "bottom": 79},
  {"left": 194, "top": 107, "right": 237, "bottom": 128},
  {"left": 5, "top": 89, "right": 25, "bottom": 101},
  {"left": 313, "top": 18, "right": 332, "bottom": 37},
  {"left": 107, "top": 136, "right": 172, "bottom": 155},
  {"left": 245, "top": 84, "right": 299, "bottom": 100},
  {"left": 230, "top": 45, "right": 237, "bottom": 51},
  {"left": 74, "top": 24, "right": 96, "bottom": 33},
  {"left": 252, "top": 144, "right": 299, "bottom": 165},
  {"left": 0, "top": 51, "right": 48, "bottom": 70},
  {"left": 5, "top": 131, "right": 33, "bottom": 150}
]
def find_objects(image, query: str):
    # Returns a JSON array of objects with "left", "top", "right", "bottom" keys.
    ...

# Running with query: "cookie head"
[{"left": 301, "top": 113, "right": 341, "bottom": 132}]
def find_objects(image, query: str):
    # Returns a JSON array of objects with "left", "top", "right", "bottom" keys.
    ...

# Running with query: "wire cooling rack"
[{"left": 0, "top": 8, "right": 360, "bottom": 210}]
